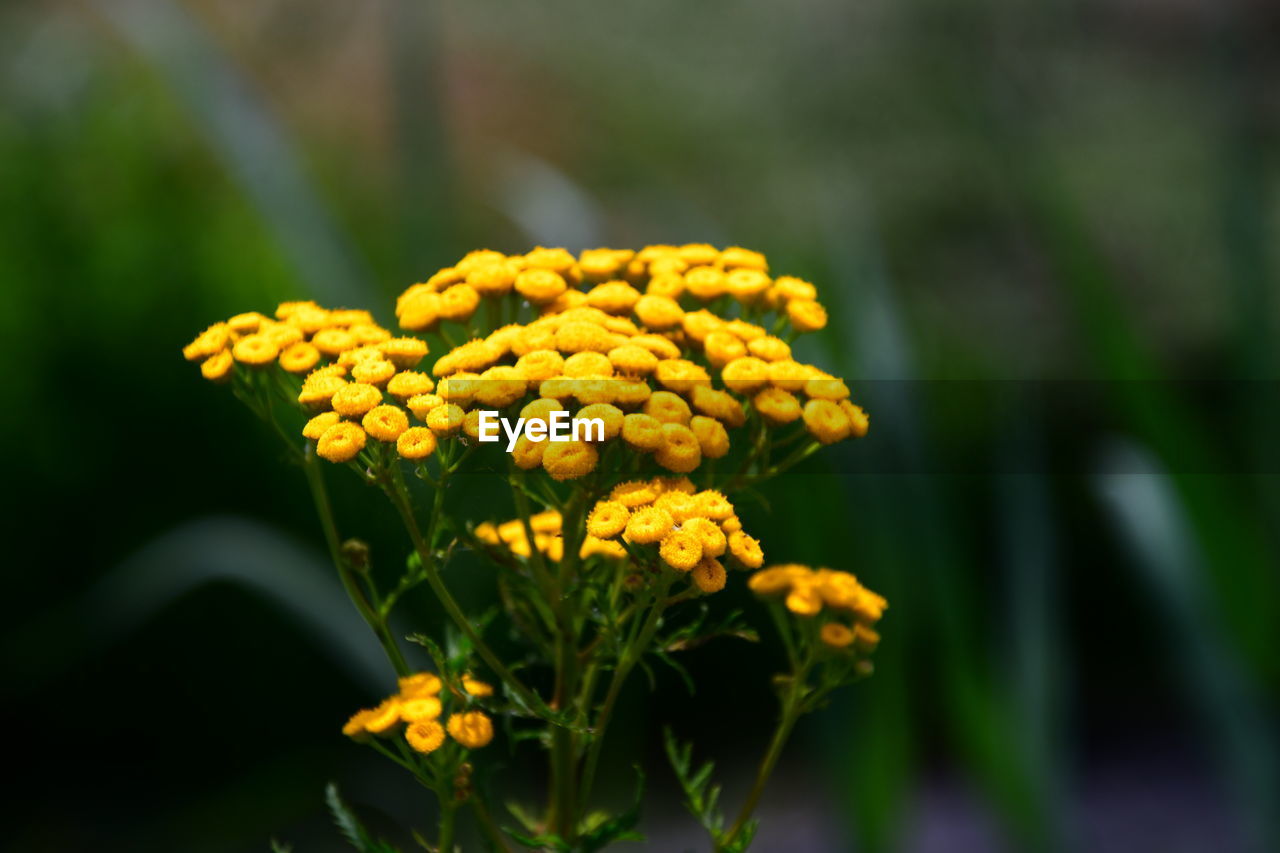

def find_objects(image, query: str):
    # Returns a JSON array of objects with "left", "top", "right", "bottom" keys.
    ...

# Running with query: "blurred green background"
[{"left": 3, "top": 0, "right": 1278, "bottom": 850}]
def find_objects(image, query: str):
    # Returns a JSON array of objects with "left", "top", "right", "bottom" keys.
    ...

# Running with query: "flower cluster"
[
  {"left": 748, "top": 565, "right": 886, "bottom": 650},
  {"left": 583, "top": 476, "right": 765, "bottom": 593},
  {"left": 343, "top": 671, "right": 496, "bottom": 753},
  {"left": 473, "top": 509, "right": 631, "bottom": 562}
]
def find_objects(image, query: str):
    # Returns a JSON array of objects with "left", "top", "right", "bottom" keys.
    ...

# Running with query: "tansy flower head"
[
  {"left": 332, "top": 383, "right": 383, "bottom": 417},
  {"left": 447, "top": 711, "right": 495, "bottom": 749},
  {"left": 317, "top": 422, "right": 367, "bottom": 463},
  {"left": 587, "top": 501, "right": 630, "bottom": 539},
  {"left": 400, "top": 696, "right": 443, "bottom": 722},
  {"left": 692, "top": 557, "right": 727, "bottom": 593},
  {"left": 200, "top": 349, "right": 235, "bottom": 382},
  {"left": 624, "top": 506, "right": 674, "bottom": 544},
  {"left": 303, "top": 411, "right": 342, "bottom": 440},
  {"left": 278, "top": 341, "right": 321, "bottom": 374},
  {"left": 362, "top": 405, "right": 410, "bottom": 442},
  {"left": 406, "top": 719, "right": 446, "bottom": 754},
  {"left": 820, "top": 623, "right": 855, "bottom": 649},
  {"left": 659, "top": 530, "right": 702, "bottom": 571},
  {"left": 542, "top": 439, "right": 599, "bottom": 481},
  {"left": 655, "top": 423, "right": 701, "bottom": 473},
  {"left": 682, "top": 517, "right": 727, "bottom": 557},
  {"left": 463, "top": 676, "right": 494, "bottom": 697},
  {"left": 231, "top": 333, "right": 280, "bottom": 366},
  {"left": 397, "top": 426, "right": 437, "bottom": 460},
  {"left": 364, "top": 698, "right": 403, "bottom": 736},
  {"left": 399, "top": 672, "right": 443, "bottom": 697}
]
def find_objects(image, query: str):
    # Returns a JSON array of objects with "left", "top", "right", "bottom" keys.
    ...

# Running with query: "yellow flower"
[
  {"left": 654, "top": 476, "right": 696, "bottom": 495},
  {"left": 653, "top": 491, "right": 698, "bottom": 523},
  {"left": 587, "top": 501, "right": 630, "bottom": 539},
  {"left": 399, "top": 672, "right": 443, "bottom": 696},
  {"left": 400, "top": 696, "right": 443, "bottom": 722},
  {"left": 719, "top": 246, "right": 768, "bottom": 271},
  {"left": 426, "top": 403, "right": 465, "bottom": 435},
  {"left": 692, "top": 557, "right": 727, "bottom": 593},
  {"left": 840, "top": 400, "right": 870, "bottom": 438},
  {"left": 298, "top": 374, "right": 347, "bottom": 408},
  {"left": 682, "top": 517, "right": 727, "bottom": 557},
  {"left": 644, "top": 391, "right": 692, "bottom": 425},
  {"left": 753, "top": 388, "right": 802, "bottom": 425},
  {"left": 787, "top": 299, "right": 828, "bottom": 332},
  {"left": 805, "top": 376, "right": 850, "bottom": 401},
  {"left": 684, "top": 267, "right": 726, "bottom": 300},
  {"left": 659, "top": 530, "right": 702, "bottom": 571},
  {"left": 515, "top": 268, "right": 568, "bottom": 303},
  {"left": 610, "top": 480, "right": 659, "bottom": 507},
  {"left": 579, "top": 248, "right": 633, "bottom": 282},
  {"left": 467, "top": 260, "right": 519, "bottom": 296},
  {"left": 231, "top": 333, "right": 280, "bottom": 366},
  {"left": 474, "top": 366, "right": 528, "bottom": 408},
  {"left": 463, "top": 676, "right": 494, "bottom": 697},
  {"left": 721, "top": 515, "right": 742, "bottom": 534},
  {"left": 349, "top": 358, "right": 396, "bottom": 387},
  {"left": 703, "top": 331, "right": 747, "bottom": 368},
  {"left": 303, "top": 411, "right": 342, "bottom": 440},
  {"left": 748, "top": 567, "right": 797, "bottom": 597},
  {"left": 398, "top": 289, "right": 441, "bottom": 332},
  {"left": 690, "top": 386, "right": 746, "bottom": 427},
  {"left": 312, "top": 328, "right": 356, "bottom": 358},
  {"left": 438, "top": 283, "right": 481, "bottom": 322},
  {"left": 364, "top": 698, "right": 403, "bottom": 736},
  {"left": 379, "top": 337, "right": 430, "bottom": 369},
  {"left": 554, "top": 321, "right": 615, "bottom": 354},
  {"left": 405, "top": 719, "right": 446, "bottom": 754},
  {"left": 630, "top": 334, "right": 681, "bottom": 359},
  {"left": 362, "top": 405, "right": 410, "bottom": 442},
  {"left": 785, "top": 583, "right": 823, "bottom": 616},
  {"left": 387, "top": 370, "right": 435, "bottom": 399},
  {"left": 655, "top": 423, "right": 702, "bottom": 473},
  {"left": 183, "top": 323, "right": 229, "bottom": 361},
  {"left": 562, "top": 351, "right": 613, "bottom": 378},
  {"left": 645, "top": 272, "right": 685, "bottom": 299},
  {"left": 332, "top": 382, "right": 383, "bottom": 417},
  {"left": 447, "top": 711, "right": 495, "bottom": 749},
  {"left": 515, "top": 349, "right": 566, "bottom": 382},
  {"left": 621, "top": 413, "right": 664, "bottom": 452},
  {"left": 317, "top": 422, "right": 368, "bottom": 463},
  {"left": 278, "top": 341, "right": 321, "bottom": 374},
  {"left": 200, "top": 349, "right": 235, "bottom": 382},
  {"left": 803, "top": 399, "right": 852, "bottom": 444},
  {"left": 511, "top": 434, "right": 546, "bottom": 469},
  {"left": 654, "top": 359, "right": 711, "bottom": 394},
  {"left": 771, "top": 275, "right": 817, "bottom": 302},
  {"left": 767, "top": 360, "right": 812, "bottom": 392},
  {"left": 721, "top": 356, "right": 770, "bottom": 393},
  {"left": 407, "top": 393, "right": 445, "bottom": 421},
  {"left": 607, "top": 344, "right": 658, "bottom": 377},
  {"left": 523, "top": 246, "right": 577, "bottom": 276},
  {"left": 633, "top": 294, "right": 684, "bottom": 330},
  {"left": 725, "top": 269, "right": 771, "bottom": 301},
  {"left": 690, "top": 416, "right": 729, "bottom": 458},
  {"left": 580, "top": 535, "right": 628, "bottom": 560},
  {"left": 746, "top": 336, "right": 791, "bottom": 362},
  {"left": 854, "top": 625, "right": 881, "bottom": 653},
  {"left": 586, "top": 281, "right": 642, "bottom": 314},
  {"left": 727, "top": 531, "right": 764, "bottom": 568},
  {"left": 820, "top": 623, "right": 855, "bottom": 648},
  {"left": 624, "top": 506, "right": 674, "bottom": 544},
  {"left": 542, "top": 439, "right": 599, "bottom": 481},
  {"left": 342, "top": 708, "right": 376, "bottom": 741}
]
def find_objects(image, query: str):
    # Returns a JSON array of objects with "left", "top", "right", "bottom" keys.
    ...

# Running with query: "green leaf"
[
  {"left": 269, "top": 839, "right": 293, "bottom": 853},
  {"left": 325, "top": 783, "right": 400, "bottom": 853},
  {"left": 578, "top": 765, "right": 647, "bottom": 852}
]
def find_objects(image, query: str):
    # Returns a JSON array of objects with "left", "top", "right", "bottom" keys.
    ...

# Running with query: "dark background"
[{"left": 3, "top": 1, "right": 1278, "bottom": 850}]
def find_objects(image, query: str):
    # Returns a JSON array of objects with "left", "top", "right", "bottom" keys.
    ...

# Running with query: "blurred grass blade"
[
  {"left": 91, "top": 0, "right": 373, "bottom": 306},
  {"left": 490, "top": 147, "right": 603, "bottom": 250},
  {"left": 13, "top": 516, "right": 392, "bottom": 693},
  {"left": 1093, "top": 442, "right": 1279, "bottom": 852}
]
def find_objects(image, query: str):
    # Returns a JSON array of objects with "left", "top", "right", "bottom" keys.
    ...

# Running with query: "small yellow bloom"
[
  {"left": 610, "top": 480, "right": 659, "bottom": 507},
  {"left": 400, "top": 696, "right": 443, "bottom": 722},
  {"left": 379, "top": 337, "right": 430, "bottom": 369},
  {"left": 753, "top": 387, "right": 802, "bottom": 425},
  {"left": 438, "top": 283, "right": 481, "bottom": 322},
  {"left": 586, "top": 281, "right": 642, "bottom": 314},
  {"left": 621, "top": 413, "right": 664, "bottom": 451},
  {"left": 655, "top": 423, "right": 702, "bottom": 473},
  {"left": 362, "top": 405, "right": 410, "bottom": 442},
  {"left": 787, "top": 299, "right": 828, "bottom": 332},
  {"left": 633, "top": 294, "right": 684, "bottom": 330},
  {"left": 563, "top": 351, "right": 614, "bottom": 378},
  {"left": 820, "top": 622, "right": 856, "bottom": 648},
  {"left": 766, "top": 360, "right": 812, "bottom": 392},
  {"left": 515, "top": 268, "right": 568, "bottom": 304},
  {"left": 406, "top": 719, "right": 446, "bottom": 754},
  {"left": 771, "top": 275, "right": 817, "bottom": 302},
  {"left": 342, "top": 709, "right": 377, "bottom": 741},
  {"left": 386, "top": 370, "right": 435, "bottom": 399},
  {"left": 692, "top": 556, "right": 727, "bottom": 593},
  {"left": 654, "top": 359, "right": 711, "bottom": 394},
  {"left": 298, "top": 374, "right": 347, "bottom": 409},
  {"left": 719, "top": 246, "right": 768, "bottom": 271},
  {"left": 721, "top": 356, "right": 771, "bottom": 393},
  {"left": 683, "top": 267, "right": 726, "bottom": 301},
  {"left": 690, "top": 416, "right": 730, "bottom": 458},
  {"left": 587, "top": 501, "right": 630, "bottom": 539},
  {"left": 312, "top": 328, "right": 356, "bottom": 358},
  {"left": 748, "top": 567, "right": 798, "bottom": 597},
  {"left": 183, "top": 323, "right": 229, "bottom": 361},
  {"left": 747, "top": 336, "right": 791, "bottom": 362},
  {"left": 200, "top": 349, "right": 235, "bottom": 382},
  {"left": 785, "top": 583, "right": 823, "bottom": 616},
  {"left": 682, "top": 517, "right": 727, "bottom": 557},
  {"left": 554, "top": 321, "right": 615, "bottom": 354},
  {"left": 727, "top": 530, "right": 764, "bottom": 568},
  {"left": 624, "top": 506, "right": 674, "bottom": 544},
  {"left": 467, "top": 261, "right": 519, "bottom": 296},
  {"left": 654, "top": 491, "right": 698, "bottom": 524},
  {"left": 278, "top": 341, "right": 321, "bottom": 374},
  {"left": 803, "top": 399, "right": 852, "bottom": 444},
  {"left": 805, "top": 376, "right": 851, "bottom": 401},
  {"left": 463, "top": 676, "right": 494, "bottom": 697},
  {"left": 407, "top": 393, "right": 445, "bottom": 421},
  {"left": 607, "top": 344, "right": 659, "bottom": 376},
  {"left": 231, "top": 333, "right": 280, "bottom": 366},
  {"left": 645, "top": 272, "right": 686, "bottom": 299},
  {"left": 840, "top": 400, "right": 870, "bottom": 438},
  {"left": 644, "top": 390, "right": 692, "bottom": 425},
  {"left": 447, "top": 711, "right": 495, "bottom": 749},
  {"left": 317, "top": 422, "right": 368, "bottom": 463},
  {"left": 725, "top": 268, "right": 771, "bottom": 301},
  {"left": 542, "top": 439, "right": 599, "bottom": 481},
  {"left": 695, "top": 490, "right": 734, "bottom": 521},
  {"left": 659, "top": 530, "right": 702, "bottom": 571},
  {"left": 630, "top": 334, "right": 682, "bottom": 359},
  {"left": 515, "top": 349, "right": 565, "bottom": 382},
  {"left": 399, "top": 672, "right": 443, "bottom": 696},
  {"left": 854, "top": 624, "right": 881, "bottom": 653},
  {"left": 690, "top": 386, "right": 746, "bottom": 428},
  {"left": 703, "top": 331, "right": 747, "bottom": 368},
  {"left": 426, "top": 403, "right": 465, "bottom": 435},
  {"left": 332, "top": 382, "right": 383, "bottom": 417},
  {"left": 364, "top": 698, "right": 403, "bottom": 736},
  {"left": 511, "top": 434, "right": 546, "bottom": 469},
  {"left": 303, "top": 411, "right": 342, "bottom": 440},
  {"left": 580, "top": 535, "right": 628, "bottom": 560},
  {"left": 721, "top": 515, "right": 743, "bottom": 534},
  {"left": 350, "top": 358, "right": 396, "bottom": 387}
]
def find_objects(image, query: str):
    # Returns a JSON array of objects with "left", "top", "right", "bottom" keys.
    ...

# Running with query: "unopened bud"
[{"left": 341, "top": 538, "right": 371, "bottom": 573}]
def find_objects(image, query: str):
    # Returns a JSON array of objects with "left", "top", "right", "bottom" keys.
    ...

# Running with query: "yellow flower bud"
[
  {"left": 406, "top": 719, "right": 446, "bottom": 753},
  {"left": 317, "top": 422, "right": 367, "bottom": 463},
  {"left": 447, "top": 711, "right": 495, "bottom": 749}
]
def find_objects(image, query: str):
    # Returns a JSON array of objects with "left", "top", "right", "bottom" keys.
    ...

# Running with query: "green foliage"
[
  {"left": 326, "top": 783, "right": 402, "bottom": 853},
  {"left": 663, "top": 729, "right": 755, "bottom": 852}
]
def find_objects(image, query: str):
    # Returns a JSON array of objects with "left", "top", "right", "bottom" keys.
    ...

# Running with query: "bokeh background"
[{"left": 4, "top": 0, "right": 1278, "bottom": 850}]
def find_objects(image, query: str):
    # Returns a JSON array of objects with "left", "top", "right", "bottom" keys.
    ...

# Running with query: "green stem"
[
  {"left": 471, "top": 795, "right": 511, "bottom": 852},
  {"left": 438, "top": 799, "right": 457, "bottom": 853},
  {"left": 303, "top": 447, "right": 410, "bottom": 676}
]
